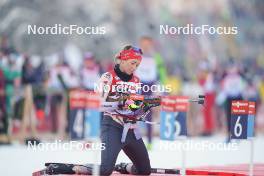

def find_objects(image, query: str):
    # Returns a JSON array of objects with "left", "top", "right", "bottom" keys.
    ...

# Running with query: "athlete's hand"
[{"left": 127, "top": 99, "right": 143, "bottom": 111}]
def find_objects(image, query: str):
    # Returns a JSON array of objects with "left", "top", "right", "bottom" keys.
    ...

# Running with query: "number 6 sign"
[{"left": 230, "top": 100, "right": 255, "bottom": 139}]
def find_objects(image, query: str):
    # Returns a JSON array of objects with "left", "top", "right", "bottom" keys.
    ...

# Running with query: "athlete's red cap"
[{"left": 117, "top": 47, "right": 143, "bottom": 61}]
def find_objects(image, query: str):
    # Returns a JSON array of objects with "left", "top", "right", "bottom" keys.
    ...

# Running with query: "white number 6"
[{"left": 234, "top": 116, "right": 242, "bottom": 137}]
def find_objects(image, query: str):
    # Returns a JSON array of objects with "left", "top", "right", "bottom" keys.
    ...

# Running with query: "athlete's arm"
[{"left": 96, "top": 72, "right": 113, "bottom": 102}]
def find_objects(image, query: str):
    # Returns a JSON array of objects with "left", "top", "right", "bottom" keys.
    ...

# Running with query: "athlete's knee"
[
  {"left": 100, "top": 165, "right": 114, "bottom": 176},
  {"left": 137, "top": 168, "right": 151, "bottom": 175}
]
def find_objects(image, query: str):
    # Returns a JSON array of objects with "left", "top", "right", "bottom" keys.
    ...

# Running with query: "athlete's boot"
[{"left": 114, "top": 162, "right": 130, "bottom": 174}]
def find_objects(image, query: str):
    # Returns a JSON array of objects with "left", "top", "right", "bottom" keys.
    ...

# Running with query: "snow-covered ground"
[{"left": 0, "top": 135, "right": 264, "bottom": 176}]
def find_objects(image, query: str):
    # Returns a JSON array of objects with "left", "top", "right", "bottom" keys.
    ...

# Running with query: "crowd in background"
[
  {"left": 0, "top": 33, "right": 264, "bottom": 145},
  {"left": 0, "top": 0, "right": 264, "bottom": 144}
]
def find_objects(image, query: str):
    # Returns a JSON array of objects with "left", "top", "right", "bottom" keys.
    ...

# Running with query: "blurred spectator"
[
  {"left": 221, "top": 63, "right": 245, "bottom": 142},
  {"left": 214, "top": 66, "right": 227, "bottom": 133},
  {"left": 259, "top": 75, "right": 264, "bottom": 104},
  {"left": 256, "top": 74, "right": 264, "bottom": 133},
  {"left": 20, "top": 55, "right": 37, "bottom": 139},
  {"left": 19, "top": 55, "right": 46, "bottom": 140},
  {"left": 22, "top": 56, "right": 41, "bottom": 85},
  {"left": 182, "top": 77, "right": 204, "bottom": 136},
  {"left": 198, "top": 61, "right": 216, "bottom": 136},
  {"left": 135, "top": 36, "right": 167, "bottom": 149},
  {"left": 48, "top": 57, "right": 79, "bottom": 91},
  {"left": 80, "top": 52, "right": 100, "bottom": 90},
  {"left": 136, "top": 36, "right": 167, "bottom": 86},
  {"left": 0, "top": 65, "right": 8, "bottom": 142},
  {"left": 166, "top": 74, "right": 182, "bottom": 95},
  {"left": 48, "top": 56, "right": 79, "bottom": 138},
  {"left": 0, "top": 55, "right": 21, "bottom": 119},
  {"left": 244, "top": 79, "right": 260, "bottom": 103},
  {"left": 0, "top": 35, "right": 16, "bottom": 56}
]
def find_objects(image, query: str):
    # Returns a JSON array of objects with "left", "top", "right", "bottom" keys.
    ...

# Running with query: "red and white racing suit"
[{"left": 97, "top": 69, "right": 142, "bottom": 142}]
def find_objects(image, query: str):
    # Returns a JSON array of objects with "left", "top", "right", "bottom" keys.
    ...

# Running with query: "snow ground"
[{"left": 0, "top": 135, "right": 263, "bottom": 176}]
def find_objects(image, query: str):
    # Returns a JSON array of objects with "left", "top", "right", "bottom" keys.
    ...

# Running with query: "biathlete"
[
  {"left": 96, "top": 45, "right": 151, "bottom": 175},
  {"left": 46, "top": 45, "right": 152, "bottom": 176}
]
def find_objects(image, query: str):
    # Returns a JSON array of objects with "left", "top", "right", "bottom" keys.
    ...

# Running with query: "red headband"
[{"left": 117, "top": 49, "right": 142, "bottom": 61}]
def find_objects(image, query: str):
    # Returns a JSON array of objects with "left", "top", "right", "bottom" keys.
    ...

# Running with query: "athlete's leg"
[
  {"left": 99, "top": 116, "right": 123, "bottom": 175},
  {"left": 121, "top": 131, "right": 151, "bottom": 175}
]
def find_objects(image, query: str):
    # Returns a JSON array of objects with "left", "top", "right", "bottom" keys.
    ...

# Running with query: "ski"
[
  {"left": 150, "top": 168, "right": 180, "bottom": 174},
  {"left": 33, "top": 163, "right": 181, "bottom": 175}
]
